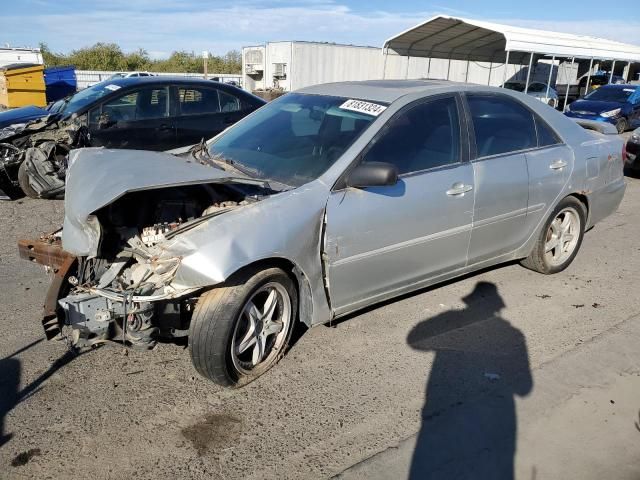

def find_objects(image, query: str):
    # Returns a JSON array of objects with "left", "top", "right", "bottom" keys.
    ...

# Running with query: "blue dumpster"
[{"left": 43, "top": 66, "right": 77, "bottom": 103}]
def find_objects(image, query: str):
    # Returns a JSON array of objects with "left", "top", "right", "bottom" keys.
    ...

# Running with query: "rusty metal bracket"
[{"left": 18, "top": 237, "right": 77, "bottom": 339}]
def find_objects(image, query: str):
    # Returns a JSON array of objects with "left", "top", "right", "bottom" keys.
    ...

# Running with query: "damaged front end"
[
  {"left": 20, "top": 148, "right": 274, "bottom": 349},
  {"left": 0, "top": 114, "right": 87, "bottom": 199}
]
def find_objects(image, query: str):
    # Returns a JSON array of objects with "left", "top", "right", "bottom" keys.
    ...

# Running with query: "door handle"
[
  {"left": 223, "top": 116, "right": 234, "bottom": 125},
  {"left": 159, "top": 124, "right": 173, "bottom": 131},
  {"left": 549, "top": 160, "right": 567, "bottom": 170},
  {"left": 446, "top": 183, "right": 473, "bottom": 196}
]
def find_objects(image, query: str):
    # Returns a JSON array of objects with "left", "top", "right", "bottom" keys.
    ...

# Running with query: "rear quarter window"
[{"left": 534, "top": 115, "right": 562, "bottom": 147}]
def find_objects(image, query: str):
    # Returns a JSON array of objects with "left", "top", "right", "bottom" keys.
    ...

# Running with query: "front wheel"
[
  {"left": 615, "top": 118, "right": 628, "bottom": 134},
  {"left": 521, "top": 197, "right": 586, "bottom": 274},
  {"left": 18, "top": 161, "right": 39, "bottom": 198},
  {"left": 189, "top": 267, "right": 297, "bottom": 387}
]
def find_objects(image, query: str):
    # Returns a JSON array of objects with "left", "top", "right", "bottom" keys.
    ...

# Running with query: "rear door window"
[
  {"left": 178, "top": 87, "right": 220, "bottom": 115},
  {"left": 467, "top": 95, "right": 537, "bottom": 157}
]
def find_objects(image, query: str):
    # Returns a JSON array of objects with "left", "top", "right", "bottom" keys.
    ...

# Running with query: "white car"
[
  {"left": 503, "top": 81, "right": 559, "bottom": 108},
  {"left": 105, "top": 71, "right": 154, "bottom": 80}
]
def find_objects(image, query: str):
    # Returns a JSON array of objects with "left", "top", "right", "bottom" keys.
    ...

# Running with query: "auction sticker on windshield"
[
  {"left": 339, "top": 99, "right": 387, "bottom": 117},
  {"left": 104, "top": 84, "right": 121, "bottom": 91}
]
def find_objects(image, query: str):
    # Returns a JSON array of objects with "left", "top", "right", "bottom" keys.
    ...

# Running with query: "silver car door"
[
  {"left": 465, "top": 94, "right": 534, "bottom": 264},
  {"left": 523, "top": 115, "right": 573, "bottom": 233},
  {"left": 324, "top": 95, "right": 474, "bottom": 315}
]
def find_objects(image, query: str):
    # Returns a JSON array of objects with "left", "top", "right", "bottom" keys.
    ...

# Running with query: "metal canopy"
[{"left": 383, "top": 15, "right": 640, "bottom": 63}]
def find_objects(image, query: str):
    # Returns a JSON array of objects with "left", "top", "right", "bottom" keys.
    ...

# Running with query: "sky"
[{"left": 3, "top": 0, "right": 640, "bottom": 58}]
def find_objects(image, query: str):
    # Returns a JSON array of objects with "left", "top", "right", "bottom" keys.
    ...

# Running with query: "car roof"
[
  {"left": 297, "top": 79, "right": 473, "bottom": 103},
  {"left": 95, "top": 75, "right": 261, "bottom": 101},
  {"left": 505, "top": 80, "right": 545, "bottom": 85},
  {"left": 103, "top": 76, "right": 222, "bottom": 87},
  {"left": 596, "top": 83, "right": 638, "bottom": 90}
]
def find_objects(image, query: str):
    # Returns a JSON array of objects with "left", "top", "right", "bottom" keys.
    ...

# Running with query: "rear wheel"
[
  {"left": 17, "top": 161, "right": 38, "bottom": 198},
  {"left": 189, "top": 266, "right": 297, "bottom": 387},
  {"left": 521, "top": 196, "right": 585, "bottom": 274}
]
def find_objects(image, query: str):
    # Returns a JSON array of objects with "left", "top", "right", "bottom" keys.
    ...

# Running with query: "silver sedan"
[{"left": 22, "top": 80, "right": 626, "bottom": 387}]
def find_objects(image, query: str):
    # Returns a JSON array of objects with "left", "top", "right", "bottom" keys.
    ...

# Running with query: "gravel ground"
[{"left": 0, "top": 167, "right": 639, "bottom": 479}]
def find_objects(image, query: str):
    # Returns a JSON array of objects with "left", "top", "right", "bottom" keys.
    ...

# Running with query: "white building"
[
  {"left": 242, "top": 40, "right": 559, "bottom": 93},
  {"left": 0, "top": 47, "right": 43, "bottom": 68}
]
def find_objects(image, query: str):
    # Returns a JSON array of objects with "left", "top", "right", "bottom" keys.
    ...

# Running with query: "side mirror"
[{"left": 346, "top": 162, "right": 398, "bottom": 188}]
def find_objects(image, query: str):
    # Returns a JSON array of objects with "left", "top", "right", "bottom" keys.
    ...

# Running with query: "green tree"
[
  {"left": 38, "top": 42, "right": 241, "bottom": 74},
  {"left": 39, "top": 42, "right": 67, "bottom": 67}
]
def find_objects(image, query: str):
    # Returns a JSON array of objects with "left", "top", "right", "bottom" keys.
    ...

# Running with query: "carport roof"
[{"left": 383, "top": 15, "right": 640, "bottom": 64}]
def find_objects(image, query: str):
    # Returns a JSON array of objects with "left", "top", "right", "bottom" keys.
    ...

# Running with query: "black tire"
[
  {"left": 17, "top": 161, "right": 38, "bottom": 198},
  {"left": 521, "top": 196, "right": 586, "bottom": 274},
  {"left": 615, "top": 118, "right": 628, "bottom": 134},
  {"left": 189, "top": 266, "right": 297, "bottom": 387}
]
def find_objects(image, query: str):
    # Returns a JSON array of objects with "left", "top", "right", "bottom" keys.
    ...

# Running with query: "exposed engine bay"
[{"left": 22, "top": 181, "right": 266, "bottom": 349}]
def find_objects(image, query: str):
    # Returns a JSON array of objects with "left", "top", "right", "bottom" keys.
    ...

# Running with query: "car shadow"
[
  {"left": 406, "top": 281, "right": 533, "bottom": 479},
  {"left": 327, "top": 260, "right": 520, "bottom": 328},
  {"left": 0, "top": 339, "right": 83, "bottom": 449}
]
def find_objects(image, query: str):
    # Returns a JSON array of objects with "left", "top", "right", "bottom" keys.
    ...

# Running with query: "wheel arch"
[
  {"left": 224, "top": 256, "right": 315, "bottom": 328},
  {"left": 566, "top": 192, "right": 590, "bottom": 226}
]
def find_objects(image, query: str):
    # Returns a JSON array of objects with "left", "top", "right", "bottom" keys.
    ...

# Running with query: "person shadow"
[
  {"left": 407, "top": 281, "right": 533, "bottom": 480},
  {"left": 0, "top": 338, "right": 79, "bottom": 450},
  {"left": 0, "top": 357, "right": 20, "bottom": 448}
]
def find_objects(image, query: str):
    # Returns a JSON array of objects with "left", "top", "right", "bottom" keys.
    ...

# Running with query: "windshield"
[
  {"left": 527, "top": 83, "right": 546, "bottom": 93},
  {"left": 60, "top": 81, "right": 122, "bottom": 115},
  {"left": 207, "top": 93, "right": 379, "bottom": 187},
  {"left": 47, "top": 98, "right": 66, "bottom": 113},
  {"left": 503, "top": 83, "right": 525, "bottom": 92},
  {"left": 584, "top": 86, "right": 635, "bottom": 102},
  {"left": 107, "top": 73, "right": 126, "bottom": 80}
]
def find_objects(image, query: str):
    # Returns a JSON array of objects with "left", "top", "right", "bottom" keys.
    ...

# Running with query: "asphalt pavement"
[{"left": 0, "top": 168, "right": 639, "bottom": 479}]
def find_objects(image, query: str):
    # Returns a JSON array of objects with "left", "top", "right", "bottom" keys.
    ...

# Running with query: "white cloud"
[
  {"left": 2, "top": 3, "right": 638, "bottom": 59},
  {"left": 1, "top": 3, "right": 429, "bottom": 55}
]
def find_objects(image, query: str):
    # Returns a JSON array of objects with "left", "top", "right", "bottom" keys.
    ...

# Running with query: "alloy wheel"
[
  {"left": 231, "top": 282, "right": 292, "bottom": 375},
  {"left": 544, "top": 207, "right": 581, "bottom": 267}
]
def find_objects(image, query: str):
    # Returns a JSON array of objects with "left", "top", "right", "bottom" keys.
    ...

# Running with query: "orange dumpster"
[{"left": 0, "top": 64, "right": 47, "bottom": 108}]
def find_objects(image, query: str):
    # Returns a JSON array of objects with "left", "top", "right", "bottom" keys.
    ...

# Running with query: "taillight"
[{"left": 622, "top": 143, "right": 627, "bottom": 167}]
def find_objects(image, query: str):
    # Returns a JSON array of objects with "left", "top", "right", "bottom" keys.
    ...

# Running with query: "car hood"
[
  {"left": 0, "top": 105, "right": 48, "bottom": 129},
  {"left": 61, "top": 147, "right": 263, "bottom": 257},
  {"left": 569, "top": 100, "right": 625, "bottom": 114}
]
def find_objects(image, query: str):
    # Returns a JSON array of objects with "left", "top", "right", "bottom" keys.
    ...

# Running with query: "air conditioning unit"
[
  {"left": 273, "top": 63, "right": 287, "bottom": 78},
  {"left": 244, "top": 48, "right": 264, "bottom": 76},
  {"left": 245, "top": 49, "right": 263, "bottom": 64},
  {"left": 245, "top": 63, "right": 263, "bottom": 75}
]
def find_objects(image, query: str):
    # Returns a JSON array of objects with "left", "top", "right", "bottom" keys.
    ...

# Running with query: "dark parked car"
[
  {"left": 0, "top": 77, "right": 265, "bottom": 199},
  {"left": 564, "top": 84, "right": 640, "bottom": 133},
  {"left": 0, "top": 105, "right": 50, "bottom": 130},
  {"left": 625, "top": 127, "right": 640, "bottom": 173},
  {"left": 555, "top": 73, "right": 627, "bottom": 105}
]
